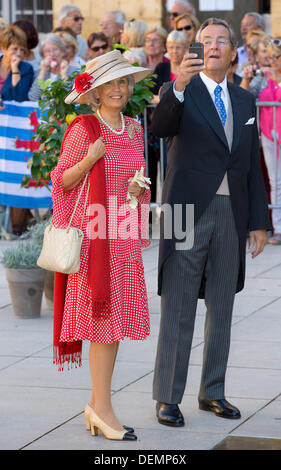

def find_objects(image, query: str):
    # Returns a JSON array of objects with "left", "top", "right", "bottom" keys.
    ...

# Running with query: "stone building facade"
[
  {"left": 52, "top": 0, "right": 280, "bottom": 46},
  {"left": 53, "top": 0, "right": 163, "bottom": 39},
  {"left": 0, "top": 1, "right": 278, "bottom": 42}
]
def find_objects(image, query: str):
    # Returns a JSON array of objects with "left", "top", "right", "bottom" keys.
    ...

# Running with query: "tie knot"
[{"left": 214, "top": 85, "right": 222, "bottom": 97}]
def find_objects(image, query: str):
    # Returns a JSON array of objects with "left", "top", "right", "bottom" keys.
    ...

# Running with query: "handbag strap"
[
  {"left": 66, "top": 172, "right": 90, "bottom": 231},
  {"left": 51, "top": 115, "right": 100, "bottom": 232},
  {"left": 79, "top": 174, "right": 90, "bottom": 230}
]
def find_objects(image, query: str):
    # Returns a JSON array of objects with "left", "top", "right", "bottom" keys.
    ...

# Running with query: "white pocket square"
[{"left": 245, "top": 117, "right": 255, "bottom": 125}]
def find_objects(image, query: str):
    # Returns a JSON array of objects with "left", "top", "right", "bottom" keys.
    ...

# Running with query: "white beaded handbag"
[{"left": 37, "top": 174, "right": 90, "bottom": 274}]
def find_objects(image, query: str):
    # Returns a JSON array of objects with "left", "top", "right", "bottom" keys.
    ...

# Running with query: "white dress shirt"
[
  {"left": 172, "top": 72, "right": 231, "bottom": 196},
  {"left": 173, "top": 71, "right": 229, "bottom": 116}
]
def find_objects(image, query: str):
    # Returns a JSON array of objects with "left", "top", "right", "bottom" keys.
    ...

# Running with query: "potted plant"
[
  {"left": 20, "top": 217, "right": 54, "bottom": 310},
  {"left": 1, "top": 242, "right": 46, "bottom": 318}
]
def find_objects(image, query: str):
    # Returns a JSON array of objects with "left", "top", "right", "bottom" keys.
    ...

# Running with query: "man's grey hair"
[
  {"left": 168, "top": 0, "right": 196, "bottom": 15},
  {"left": 196, "top": 18, "right": 238, "bottom": 50},
  {"left": 244, "top": 12, "right": 265, "bottom": 29},
  {"left": 58, "top": 4, "right": 80, "bottom": 23},
  {"left": 100, "top": 10, "right": 126, "bottom": 26},
  {"left": 38, "top": 33, "right": 66, "bottom": 57}
]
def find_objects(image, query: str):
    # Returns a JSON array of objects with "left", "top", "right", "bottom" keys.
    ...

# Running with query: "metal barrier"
[
  {"left": 143, "top": 104, "right": 163, "bottom": 209},
  {"left": 256, "top": 101, "right": 281, "bottom": 210}
]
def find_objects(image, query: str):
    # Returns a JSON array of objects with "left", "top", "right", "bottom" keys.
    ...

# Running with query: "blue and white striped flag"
[{"left": 0, "top": 100, "right": 52, "bottom": 209}]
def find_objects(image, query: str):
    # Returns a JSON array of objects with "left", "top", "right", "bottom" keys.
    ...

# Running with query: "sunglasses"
[
  {"left": 271, "top": 39, "right": 281, "bottom": 46},
  {"left": 73, "top": 16, "right": 84, "bottom": 22},
  {"left": 176, "top": 25, "right": 193, "bottom": 31},
  {"left": 169, "top": 12, "right": 179, "bottom": 17},
  {"left": 90, "top": 44, "right": 107, "bottom": 52}
]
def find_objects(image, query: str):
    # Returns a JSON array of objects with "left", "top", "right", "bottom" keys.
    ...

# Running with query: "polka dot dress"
[{"left": 51, "top": 116, "right": 151, "bottom": 344}]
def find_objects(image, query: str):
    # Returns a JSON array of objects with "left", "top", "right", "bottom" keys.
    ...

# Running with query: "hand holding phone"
[
  {"left": 189, "top": 42, "right": 204, "bottom": 63},
  {"left": 174, "top": 42, "right": 205, "bottom": 92}
]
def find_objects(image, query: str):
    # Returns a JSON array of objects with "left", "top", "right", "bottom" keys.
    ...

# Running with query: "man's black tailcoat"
[{"left": 150, "top": 75, "right": 271, "bottom": 297}]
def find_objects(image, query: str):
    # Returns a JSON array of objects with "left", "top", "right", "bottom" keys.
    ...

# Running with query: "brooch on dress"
[{"left": 127, "top": 123, "right": 142, "bottom": 140}]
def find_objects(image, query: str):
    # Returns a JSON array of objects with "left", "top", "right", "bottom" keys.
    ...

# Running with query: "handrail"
[{"left": 256, "top": 101, "right": 281, "bottom": 210}]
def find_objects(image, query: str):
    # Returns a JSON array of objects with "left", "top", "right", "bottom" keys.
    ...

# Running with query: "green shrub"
[
  {"left": 1, "top": 243, "right": 42, "bottom": 269},
  {"left": 20, "top": 217, "right": 51, "bottom": 246}
]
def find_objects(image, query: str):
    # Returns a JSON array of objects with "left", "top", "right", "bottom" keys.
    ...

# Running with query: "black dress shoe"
[
  {"left": 198, "top": 398, "right": 241, "bottom": 419},
  {"left": 156, "top": 402, "right": 185, "bottom": 427},
  {"left": 124, "top": 425, "right": 134, "bottom": 433}
]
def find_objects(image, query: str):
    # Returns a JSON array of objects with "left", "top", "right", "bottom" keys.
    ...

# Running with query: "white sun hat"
[{"left": 65, "top": 49, "right": 152, "bottom": 104}]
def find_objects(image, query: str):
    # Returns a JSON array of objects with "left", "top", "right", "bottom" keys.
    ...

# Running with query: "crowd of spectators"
[{"left": 0, "top": 1, "right": 280, "bottom": 240}]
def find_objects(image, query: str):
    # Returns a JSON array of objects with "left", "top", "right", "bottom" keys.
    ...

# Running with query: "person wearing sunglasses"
[
  {"left": 247, "top": 38, "right": 281, "bottom": 245},
  {"left": 87, "top": 32, "right": 109, "bottom": 60},
  {"left": 167, "top": 0, "right": 196, "bottom": 30},
  {"left": 58, "top": 4, "right": 88, "bottom": 60},
  {"left": 174, "top": 12, "right": 200, "bottom": 48}
]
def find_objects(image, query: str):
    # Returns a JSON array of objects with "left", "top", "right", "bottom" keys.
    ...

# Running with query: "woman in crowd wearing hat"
[{"left": 51, "top": 50, "right": 151, "bottom": 441}]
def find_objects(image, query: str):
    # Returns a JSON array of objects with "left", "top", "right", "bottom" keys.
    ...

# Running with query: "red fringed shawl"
[{"left": 52, "top": 115, "right": 110, "bottom": 370}]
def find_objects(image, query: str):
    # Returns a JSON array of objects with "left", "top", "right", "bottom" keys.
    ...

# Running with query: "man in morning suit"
[{"left": 151, "top": 18, "right": 271, "bottom": 426}]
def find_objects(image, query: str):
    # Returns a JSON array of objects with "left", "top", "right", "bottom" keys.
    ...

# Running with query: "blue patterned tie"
[{"left": 214, "top": 85, "right": 227, "bottom": 126}]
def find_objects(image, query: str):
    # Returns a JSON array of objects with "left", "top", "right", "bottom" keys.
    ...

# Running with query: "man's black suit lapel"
[
  {"left": 188, "top": 75, "right": 229, "bottom": 151},
  {"left": 227, "top": 81, "right": 246, "bottom": 154}
]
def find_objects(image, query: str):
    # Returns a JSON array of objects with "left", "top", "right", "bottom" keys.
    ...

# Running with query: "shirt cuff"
[{"left": 173, "top": 82, "right": 185, "bottom": 102}]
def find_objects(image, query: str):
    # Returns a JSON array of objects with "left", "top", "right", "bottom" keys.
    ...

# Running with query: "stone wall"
[
  {"left": 271, "top": 0, "right": 281, "bottom": 36},
  {"left": 53, "top": 0, "right": 163, "bottom": 40},
  {"left": 53, "top": 1, "right": 278, "bottom": 44}
]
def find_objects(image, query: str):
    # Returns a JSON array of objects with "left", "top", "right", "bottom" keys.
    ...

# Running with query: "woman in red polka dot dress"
[{"left": 51, "top": 51, "right": 152, "bottom": 441}]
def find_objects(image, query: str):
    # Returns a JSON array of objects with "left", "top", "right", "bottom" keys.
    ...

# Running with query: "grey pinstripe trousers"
[{"left": 153, "top": 195, "right": 240, "bottom": 404}]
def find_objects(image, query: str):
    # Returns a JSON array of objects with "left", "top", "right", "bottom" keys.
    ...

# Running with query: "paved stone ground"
[{"left": 0, "top": 236, "right": 280, "bottom": 451}]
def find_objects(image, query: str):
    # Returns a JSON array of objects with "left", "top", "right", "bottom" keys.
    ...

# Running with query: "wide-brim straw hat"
[{"left": 65, "top": 50, "right": 152, "bottom": 104}]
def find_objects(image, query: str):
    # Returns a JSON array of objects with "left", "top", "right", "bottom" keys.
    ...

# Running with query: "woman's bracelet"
[
  {"left": 76, "top": 161, "right": 87, "bottom": 177},
  {"left": 11, "top": 72, "right": 20, "bottom": 75}
]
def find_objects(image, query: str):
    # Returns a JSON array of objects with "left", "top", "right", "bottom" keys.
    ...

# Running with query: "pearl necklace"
[{"left": 97, "top": 109, "right": 125, "bottom": 135}]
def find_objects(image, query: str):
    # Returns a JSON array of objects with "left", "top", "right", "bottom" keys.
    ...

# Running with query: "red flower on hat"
[{"left": 74, "top": 72, "right": 94, "bottom": 94}]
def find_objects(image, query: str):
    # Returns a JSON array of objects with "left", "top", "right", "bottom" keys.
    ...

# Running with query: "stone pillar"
[{"left": 271, "top": 0, "right": 281, "bottom": 37}]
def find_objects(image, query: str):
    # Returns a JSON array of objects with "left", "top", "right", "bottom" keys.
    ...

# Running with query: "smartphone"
[
  {"left": 189, "top": 42, "right": 204, "bottom": 63},
  {"left": 253, "top": 68, "right": 264, "bottom": 78}
]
